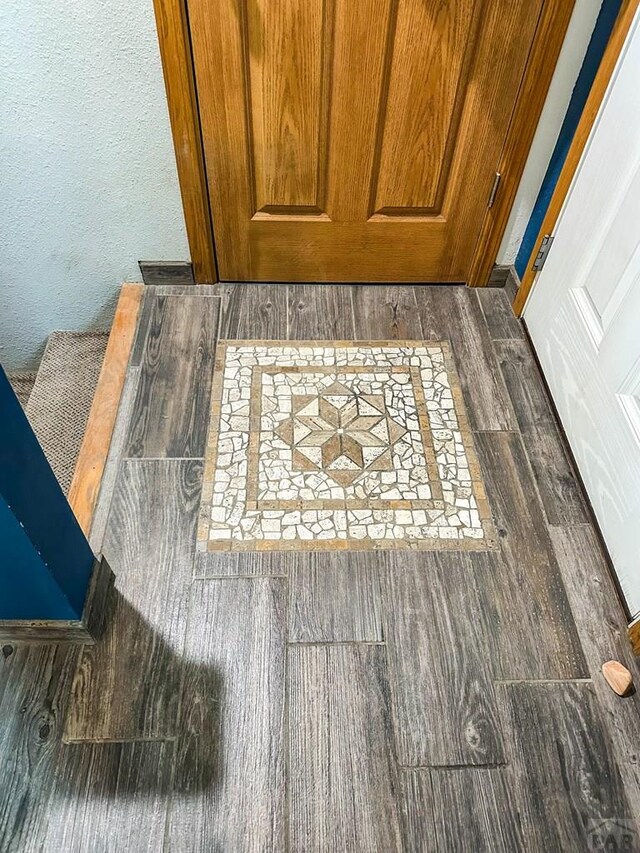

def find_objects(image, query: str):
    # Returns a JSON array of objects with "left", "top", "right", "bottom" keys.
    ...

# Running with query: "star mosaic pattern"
[
  {"left": 274, "top": 381, "right": 405, "bottom": 487},
  {"left": 198, "top": 341, "right": 496, "bottom": 551}
]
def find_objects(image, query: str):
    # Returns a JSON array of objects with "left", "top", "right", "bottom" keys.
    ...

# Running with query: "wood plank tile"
[
  {"left": 130, "top": 287, "right": 154, "bottom": 367},
  {"left": 550, "top": 524, "right": 640, "bottom": 809},
  {"left": 414, "top": 286, "right": 516, "bottom": 430},
  {"left": 288, "top": 552, "right": 383, "bottom": 642},
  {"left": 381, "top": 551, "right": 505, "bottom": 766},
  {"left": 218, "top": 283, "right": 288, "bottom": 339},
  {"left": 351, "top": 285, "right": 423, "bottom": 339},
  {"left": 288, "top": 644, "right": 403, "bottom": 852},
  {"left": 495, "top": 338, "right": 587, "bottom": 524},
  {"left": 398, "top": 770, "right": 438, "bottom": 853},
  {"left": 400, "top": 768, "right": 524, "bottom": 852},
  {"left": 500, "top": 682, "right": 635, "bottom": 852},
  {"left": 474, "top": 431, "right": 588, "bottom": 679},
  {"left": 288, "top": 284, "right": 355, "bottom": 340},
  {"left": 194, "top": 549, "right": 290, "bottom": 578},
  {"left": 476, "top": 287, "right": 525, "bottom": 340},
  {"left": 0, "top": 644, "right": 80, "bottom": 852},
  {"left": 41, "top": 741, "right": 172, "bottom": 852},
  {"left": 431, "top": 768, "right": 524, "bottom": 852},
  {"left": 65, "top": 459, "right": 202, "bottom": 741},
  {"left": 167, "top": 578, "right": 286, "bottom": 851},
  {"left": 125, "top": 295, "right": 218, "bottom": 457}
]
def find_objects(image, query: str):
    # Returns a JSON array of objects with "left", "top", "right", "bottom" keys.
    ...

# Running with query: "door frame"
[
  {"left": 513, "top": 0, "right": 638, "bottom": 314},
  {"left": 153, "top": 0, "right": 576, "bottom": 286}
]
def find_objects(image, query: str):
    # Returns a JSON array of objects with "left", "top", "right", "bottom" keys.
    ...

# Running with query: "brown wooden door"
[{"left": 188, "top": 0, "right": 543, "bottom": 282}]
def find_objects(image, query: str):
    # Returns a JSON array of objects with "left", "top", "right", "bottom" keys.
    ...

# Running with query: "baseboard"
[
  {"left": 488, "top": 264, "right": 520, "bottom": 299},
  {"left": 0, "top": 556, "right": 114, "bottom": 644},
  {"left": 138, "top": 261, "right": 195, "bottom": 287}
]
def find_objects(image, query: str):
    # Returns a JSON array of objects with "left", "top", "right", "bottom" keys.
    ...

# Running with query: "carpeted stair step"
[
  {"left": 8, "top": 371, "right": 38, "bottom": 409},
  {"left": 25, "top": 331, "right": 109, "bottom": 497}
]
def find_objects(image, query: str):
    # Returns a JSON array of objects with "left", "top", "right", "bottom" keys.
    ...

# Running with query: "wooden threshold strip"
[{"left": 67, "top": 283, "right": 143, "bottom": 536}]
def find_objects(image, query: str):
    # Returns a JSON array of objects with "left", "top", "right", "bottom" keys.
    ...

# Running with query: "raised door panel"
[
  {"left": 248, "top": 0, "right": 328, "bottom": 215},
  {"left": 325, "top": 0, "right": 394, "bottom": 222},
  {"left": 374, "top": 0, "right": 481, "bottom": 214}
]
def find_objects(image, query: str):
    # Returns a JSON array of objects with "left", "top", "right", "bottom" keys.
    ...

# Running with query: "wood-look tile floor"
[{"left": 2, "top": 284, "right": 640, "bottom": 852}]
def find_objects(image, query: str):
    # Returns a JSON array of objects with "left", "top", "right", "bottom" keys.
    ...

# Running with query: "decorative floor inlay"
[{"left": 198, "top": 341, "right": 496, "bottom": 551}]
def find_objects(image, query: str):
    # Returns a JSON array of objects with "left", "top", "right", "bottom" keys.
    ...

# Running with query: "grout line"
[
  {"left": 400, "top": 762, "right": 508, "bottom": 771},
  {"left": 162, "top": 740, "right": 178, "bottom": 853},
  {"left": 193, "top": 574, "right": 288, "bottom": 581},
  {"left": 283, "top": 557, "right": 291, "bottom": 853},
  {"left": 473, "top": 287, "right": 490, "bottom": 329},
  {"left": 471, "top": 428, "right": 521, "bottom": 434},
  {"left": 163, "top": 573, "right": 204, "bottom": 850},
  {"left": 161, "top": 584, "right": 195, "bottom": 851},
  {"left": 144, "top": 291, "right": 222, "bottom": 299},
  {"left": 286, "top": 640, "right": 386, "bottom": 647},
  {"left": 377, "top": 560, "right": 407, "bottom": 783},
  {"left": 121, "top": 456, "right": 206, "bottom": 462},
  {"left": 411, "top": 286, "right": 426, "bottom": 341},
  {"left": 349, "top": 284, "right": 357, "bottom": 338},
  {"left": 215, "top": 282, "right": 225, "bottom": 343},
  {"left": 64, "top": 736, "right": 179, "bottom": 744},
  {"left": 494, "top": 678, "right": 593, "bottom": 684},
  {"left": 286, "top": 283, "right": 291, "bottom": 339}
]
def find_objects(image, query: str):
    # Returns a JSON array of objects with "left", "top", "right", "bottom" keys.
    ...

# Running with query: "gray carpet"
[
  {"left": 8, "top": 372, "right": 37, "bottom": 409},
  {"left": 25, "top": 331, "right": 108, "bottom": 496}
]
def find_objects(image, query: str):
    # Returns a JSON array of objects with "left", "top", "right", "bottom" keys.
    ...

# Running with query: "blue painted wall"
[
  {"left": 0, "top": 366, "right": 95, "bottom": 619},
  {"left": 515, "top": 0, "right": 622, "bottom": 278}
]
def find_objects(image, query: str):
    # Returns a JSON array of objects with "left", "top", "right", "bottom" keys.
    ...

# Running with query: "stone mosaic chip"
[{"left": 198, "top": 341, "right": 497, "bottom": 552}]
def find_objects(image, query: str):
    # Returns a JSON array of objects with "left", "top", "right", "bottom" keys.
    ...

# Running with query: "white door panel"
[{"left": 525, "top": 10, "right": 640, "bottom": 617}]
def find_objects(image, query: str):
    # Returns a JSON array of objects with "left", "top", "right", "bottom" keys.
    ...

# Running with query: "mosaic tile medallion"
[{"left": 197, "top": 341, "right": 497, "bottom": 552}]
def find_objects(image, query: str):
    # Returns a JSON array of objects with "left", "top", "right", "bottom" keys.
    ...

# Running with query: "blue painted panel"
[
  {"left": 0, "top": 497, "right": 78, "bottom": 620},
  {"left": 0, "top": 366, "right": 94, "bottom": 619},
  {"left": 515, "top": 0, "right": 623, "bottom": 279}
]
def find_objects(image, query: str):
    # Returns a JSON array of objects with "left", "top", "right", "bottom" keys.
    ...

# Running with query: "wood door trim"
[
  {"left": 152, "top": 0, "right": 217, "bottom": 283},
  {"left": 513, "top": 0, "right": 639, "bottom": 314},
  {"left": 467, "top": 0, "right": 576, "bottom": 287},
  {"left": 156, "top": 0, "right": 577, "bottom": 286}
]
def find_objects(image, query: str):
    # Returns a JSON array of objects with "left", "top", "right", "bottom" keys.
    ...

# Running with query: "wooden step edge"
[{"left": 67, "top": 284, "right": 144, "bottom": 537}]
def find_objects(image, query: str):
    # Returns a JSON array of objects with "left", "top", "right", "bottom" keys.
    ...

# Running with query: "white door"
[{"left": 525, "top": 9, "right": 640, "bottom": 619}]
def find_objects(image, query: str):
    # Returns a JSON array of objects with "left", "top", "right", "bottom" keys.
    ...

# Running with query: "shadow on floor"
[{"left": 0, "top": 587, "right": 223, "bottom": 848}]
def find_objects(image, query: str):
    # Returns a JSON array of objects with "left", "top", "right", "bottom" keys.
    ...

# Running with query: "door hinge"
[
  {"left": 532, "top": 234, "right": 555, "bottom": 271},
  {"left": 487, "top": 172, "right": 501, "bottom": 208}
]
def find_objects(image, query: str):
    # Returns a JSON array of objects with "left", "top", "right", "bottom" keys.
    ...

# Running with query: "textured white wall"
[
  {"left": 0, "top": 0, "right": 189, "bottom": 371},
  {"left": 497, "top": 1, "right": 602, "bottom": 266}
]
